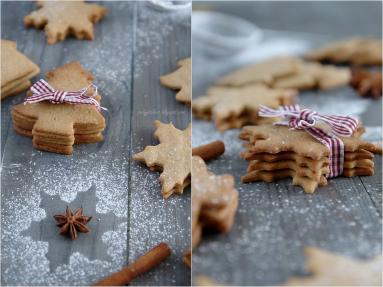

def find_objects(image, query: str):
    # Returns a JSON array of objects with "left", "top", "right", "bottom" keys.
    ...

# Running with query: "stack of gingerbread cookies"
[
  {"left": 240, "top": 124, "right": 377, "bottom": 193},
  {"left": 1, "top": 40, "right": 40, "bottom": 100},
  {"left": 192, "top": 156, "right": 238, "bottom": 247},
  {"left": 192, "top": 156, "right": 238, "bottom": 248},
  {"left": 11, "top": 62, "right": 106, "bottom": 155}
]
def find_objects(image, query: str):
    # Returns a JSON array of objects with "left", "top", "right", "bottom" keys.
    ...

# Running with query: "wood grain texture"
[
  {"left": 128, "top": 2, "right": 191, "bottom": 286},
  {"left": 1, "top": 1, "right": 190, "bottom": 286},
  {"left": 191, "top": 9, "right": 382, "bottom": 286}
]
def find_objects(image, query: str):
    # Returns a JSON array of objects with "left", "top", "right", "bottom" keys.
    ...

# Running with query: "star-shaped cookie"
[
  {"left": 216, "top": 56, "right": 350, "bottom": 91},
  {"left": 273, "top": 61, "right": 351, "bottom": 91},
  {"left": 133, "top": 121, "right": 191, "bottom": 198},
  {"left": 286, "top": 247, "right": 382, "bottom": 286},
  {"left": 193, "top": 84, "right": 297, "bottom": 131},
  {"left": 240, "top": 125, "right": 377, "bottom": 160},
  {"left": 160, "top": 58, "right": 191, "bottom": 105},
  {"left": 305, "top": 37, "right": 382, "bottom": 66},
  {"left": 216, "top": 56, "right": 300, "bottom": 87},
  {"left": 24, "top": 0, "right": 107, "bottom": 44}
]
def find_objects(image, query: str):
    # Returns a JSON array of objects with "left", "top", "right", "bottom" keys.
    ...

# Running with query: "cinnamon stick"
[
  {"left": 192, "top": 140, "right": 225, "bottom": 161},
  {"left": 93, "top": 242, "right": 171, "bottom": 286}
]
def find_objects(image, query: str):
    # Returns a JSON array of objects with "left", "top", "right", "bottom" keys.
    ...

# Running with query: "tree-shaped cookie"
[
  {"left": 133, "top": 121, "right": 191, "bottom": 198},
  {"left": 160, "top": 58, "right": 191, "bottom": 105},
  {"left": 24, "top": 0, "right": 107, "bottom": 44},
  {"left": 12, "top": 61, "right": 105, "bottom": 155},
  {"left": 286, "top": 247, "right": 382, "bottom": 285},
  {"left": 193, "top": 84, "right": 297, "bottom": 131}
]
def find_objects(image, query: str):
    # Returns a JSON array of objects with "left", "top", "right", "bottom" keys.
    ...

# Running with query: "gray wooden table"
[
  {"left": 1, "top": 1, "right": 191, "bottom": 286},
  {"left": 191, "top": 12, "right": 382, "bottom": 287}
]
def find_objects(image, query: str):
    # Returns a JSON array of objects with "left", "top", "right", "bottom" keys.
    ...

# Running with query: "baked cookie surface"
[{"left": 24, "top": 0, "right": 107, "bottom": 44}]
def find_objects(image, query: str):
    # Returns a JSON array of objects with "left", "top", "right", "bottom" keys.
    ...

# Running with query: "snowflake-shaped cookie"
[
  {"left": 160, "top": 58, "right": 191, "bottom": 105},
  {"left": 133, "top": 121, "right": 191, "bottom": 198},
  {"left": 24, "top": 0, "right": 107, "bottom": 44}
]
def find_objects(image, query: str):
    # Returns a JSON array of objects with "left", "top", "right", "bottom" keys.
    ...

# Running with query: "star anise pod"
[{"left": 53, "top": 206, "right": 92, "bottom": 240}]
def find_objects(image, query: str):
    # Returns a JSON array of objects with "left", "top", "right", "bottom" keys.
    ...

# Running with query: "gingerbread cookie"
[
  {"left": 217, "top": 56, "right": 300, "bottom": 87},
  {"left": 1, "top": 40, "right": 40, "bottom": 100},
  {"left": 160, "top": 58, "right": 191, "bottom": 105},
  {"left": 11, "top": 61, "right": 105, "bottom": 155},
  {"left": 192, "top": 156, "right": 238, "bottom": 247},
  {"left": 350, "top": 68, "right": 382, "bottom": 99},
  {"left": 286, "top": 247, "right": 382, "bottom": 286},
  {"left": 305, "top": 37, "right": 382, "bottom": 66},
  {"left": 240, "top": 124, "right": 376, "bottom": 193},
  {"left": 273, "top": 61, "right": 351, "bottom": 91},
  {"left": 24, "top": 0, "right": 107, "bottom": 44},
  {"left": 216, "top": 56, "right": 350, "bottom": 91},
  {"left": 193, "top": 84, "right": 297, "bottom": 131},
  {"left": 133, "top": 121, "right": 191, "bottom": 198},
  {"left": 247, "top": 160, "right": 329, "bottom": 182}
]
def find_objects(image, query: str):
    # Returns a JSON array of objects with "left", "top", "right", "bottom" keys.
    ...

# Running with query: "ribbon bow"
[
  {"left": 259, "top": 105, "right": 358, "bottom": 178},
  {"left": 24, "top": 79, "right": 105, "bottom": 110}
]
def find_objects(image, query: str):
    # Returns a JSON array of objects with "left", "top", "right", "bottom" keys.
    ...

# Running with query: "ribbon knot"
[
  {"left": 259, "top": 105, "right": 358, "bottom": 178},
  {"left": 289, "top": 109, "right": 317, "bottom": 129},
  {"left": 52, "top": 91, "right": 67, "bottom": 104},
  {"left": 24, "top": 79, "right": 106, "bottom": 110}
]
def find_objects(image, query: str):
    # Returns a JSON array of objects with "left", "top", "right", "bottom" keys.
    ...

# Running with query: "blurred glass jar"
[
  {"left": 147, "top": 0, "right": 191, "bottom": 11},
  {"left": 193, "top": 11, "right": 263, "bottom": 57}
]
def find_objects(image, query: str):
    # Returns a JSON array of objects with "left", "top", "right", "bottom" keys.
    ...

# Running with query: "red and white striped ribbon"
[
  {"left": 24, "top": 79, "right": 105, "bottom": 110},
  {"left": 259, "top": 105, "right": 358, "bottom": 178}
]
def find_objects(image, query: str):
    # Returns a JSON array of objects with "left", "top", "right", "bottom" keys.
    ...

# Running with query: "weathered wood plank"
[
  {"left": 128, "top": 2, "right": 191, "bottom": 286},
  {"left": 359, "top": 156, "right": 383, "bottom": 216},
  {"left": 1, "top": 1, "right": 35, "bottom": 159},
  {"left": 1, "top": 1, "right": 191, "bottom": 285}
]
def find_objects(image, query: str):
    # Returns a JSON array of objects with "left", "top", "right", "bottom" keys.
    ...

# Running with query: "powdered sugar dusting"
[
  {"left": 1, "top": 148, "right": 129, "bottom": 285},
  {"left": 2, "top": 2, "right": 132, "bottom": 285},
  {"left": 128, "top": 134, "right": 191, "bottom": 285},
  {"left": 134, "top": 2, "right": 191, "bottom": 78}
]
